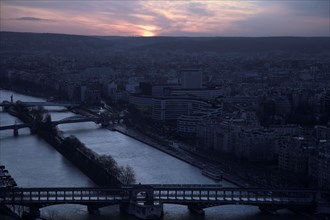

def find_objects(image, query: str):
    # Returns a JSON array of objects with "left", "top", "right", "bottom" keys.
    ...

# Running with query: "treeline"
[
  {"left": 11, "top": 103, "right": 136, "bottom": 186},
  {"left": 63, "top": 135, "right": 136, "bottom": 185}
]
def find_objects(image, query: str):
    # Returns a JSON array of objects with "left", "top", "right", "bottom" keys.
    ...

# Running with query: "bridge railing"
[
  {"left": 150, "top": 184, "right": 224, "bottom": 189},
  {"left": 0, "top": 187, "right": 128, "bottom": 204},
  {"left": 151, "top": 188, "right": 318, "bottom": 205}
]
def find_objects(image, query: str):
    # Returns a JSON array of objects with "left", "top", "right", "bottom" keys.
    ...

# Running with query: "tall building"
[
  {"left": 317, "top": 141, "right": 330, "bottom": 189},
  {"left": 196, "top": 120, "right": 218, "bottom": 150},
  {"left": 152, "top": 97, "right": 209, "bottom": 121},
  {"left": 278, "top": 137, "right": 316, "bottom": 175},
  {"left": 274, "top": 96, "right": 291, "bottom": 117},
  {"left": 177, "top": 107, "right": 222, "bottom": 137},
  {"left": 236, "top": 128, "right": 278, "bottom": 162},
  {"left": 324, "top": 89, "right": 330, "bottom": 114},
  {"left": 180, "top": 69, "right": 202, "bottom": 89},
  {"left": 214, "top": 120, "right": 241, "bottom": 154},
  {"left": 315, "top": 125, "right": 330, "bottom": 140}
]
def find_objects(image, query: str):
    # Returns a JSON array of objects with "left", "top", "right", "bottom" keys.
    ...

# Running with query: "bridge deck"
[
  {"left": 0, "top": 124, "right": 31, "bottom": 130},
  {"left": 53, "top": 116, "right": 101, "bottom": 126},
  {"left": 0, "top": 116, "right": 101, "bottom": 131},
  {"left": 0, "top": 101, "right": 79, "bottom": 107},
  {"left": 1, "top": 186, "right": 326, "bottom": 208}
]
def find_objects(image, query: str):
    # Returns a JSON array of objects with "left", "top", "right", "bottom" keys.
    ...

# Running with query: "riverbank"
[
  {"left": 0, "top": 88, "right": 249, "bottom": 187},
  {"left": 113, "top": 125, "right": 248, "bottom": 187},
  {"left": 0, "top": 85, "right": 53, "bottom": 101},
  {"left": 0, "top": 165, "right": 17, "bottom": 188},
  {"left": 114, "top": 125, "right": 203, "bottom": 167}
]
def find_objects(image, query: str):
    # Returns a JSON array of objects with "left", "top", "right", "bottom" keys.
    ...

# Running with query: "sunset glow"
[
  {"left": 0, "top": 1, "right": 328, "bottom": 36},
  {"left": 142, "top": 31, "right": 155, "bottom": 37}
]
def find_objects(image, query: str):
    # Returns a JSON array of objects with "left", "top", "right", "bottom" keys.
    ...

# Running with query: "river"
[{"left": 0, "top": 89, "right": 306, "bottom": 220}]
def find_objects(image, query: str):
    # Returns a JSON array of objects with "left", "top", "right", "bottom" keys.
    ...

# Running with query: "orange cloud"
[
  {"left": 1, "top": 1, "right": 328, "bottom": 36},
  {"left": 0, "top": 1, "right": 262, "bottom": 36},
  {"left": 136, "top": 1, "right": 262, "bottom": 35}
]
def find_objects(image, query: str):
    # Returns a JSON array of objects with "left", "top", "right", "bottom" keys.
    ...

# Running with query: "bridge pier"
[
  {"left": 188, "top": 205, "right": 205, "bottom": 215},
  {"left": 87, "top": 206, "right": 100, "bottom": 215},
  {"left": 22, "top": 207, "right": 40, "bottom": 220},
  {"left": 258, "top": 205, "right": 280, "bottom": 214},
  {"left": 30, "top": 121, "right": 37, "bottom": 134},
  {"left": 13, "top": 126, "right": 18, "bottom": 137},
  {"left": 120, "top": 185, "right": 163, "bottom": 219},
  {"left": 101, "top": 122, "right": 109, "bottom": 127},
  {"left": 120, "top": 202, "right": 163, "bottom": 219},
  {"left": 100, "top": 118, "right": 110, "bottom": 127}
]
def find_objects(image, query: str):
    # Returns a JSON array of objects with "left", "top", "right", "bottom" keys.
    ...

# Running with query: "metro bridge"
[
  {"left": 1, "top": 185, "right": 329, "bottom": 219},
  {"left": 0, "top": 101, "right": 79, "bottom": 108},
  {"left": 0, "top": 115, "right": 107, "bottom": 136}
]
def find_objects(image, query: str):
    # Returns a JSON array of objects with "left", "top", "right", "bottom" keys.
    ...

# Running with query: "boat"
[
  {"left": 202, "top": 169, "right": 223, "bottom": 181},
  {"left": 46, "top": 96, "right": 55, "bottom": 102},
  {"left": 108, "top": 124, "right": 116, "bottom": 131}
]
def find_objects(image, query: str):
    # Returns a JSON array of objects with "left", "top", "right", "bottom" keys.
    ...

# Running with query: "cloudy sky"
[{"left": 1, "top": 0, "right": 329, "bottom": 37}]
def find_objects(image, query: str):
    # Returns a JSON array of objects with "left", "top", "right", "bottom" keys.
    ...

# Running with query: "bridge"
[
  {"left": 0, "top": 101, "right": 80, "bottom": 108},
  {"left": 0, "top": 123, "right": 31, "bottom": 131},
  {"left": 0, "top": 115, "right": 107, "bottom": 136},
  {"left": 52, "top": 115, "right": 105, "bottom": 126},
  {"left": 1, "top": 185, "right": 329, "bottom": 219},
  {"left": 0, "top": 123, "right": 32, "bottom": 136}
]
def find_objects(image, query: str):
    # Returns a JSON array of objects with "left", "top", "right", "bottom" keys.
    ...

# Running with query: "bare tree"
[
  {"left": 119, "top": 165, "right": 136, "bottom": 185},
  {"left": 98, "top": 155, "right": 121, "bottom": 177}
]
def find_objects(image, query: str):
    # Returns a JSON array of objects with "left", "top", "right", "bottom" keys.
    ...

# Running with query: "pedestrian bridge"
[
  {"left": 1, "top": 185, "right": 329, "bottom": 219},
  {"left": 52, "top": 115, "right": 103, "bottom": 126},
  {"left": 0, "top": 101, "right": 79, "bottom": 108}
]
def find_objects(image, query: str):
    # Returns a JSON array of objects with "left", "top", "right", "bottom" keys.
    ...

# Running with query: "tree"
[
  {"left": 118, "top": 165, "right": 136, "bottom": 185},
  {"left": 98, "top": 155, "right": 121, "bottom": 177}
]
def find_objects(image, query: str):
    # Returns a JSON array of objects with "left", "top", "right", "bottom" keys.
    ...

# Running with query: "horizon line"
[{"left": 1, "top": 31, "right": 329, "bottom": 38}]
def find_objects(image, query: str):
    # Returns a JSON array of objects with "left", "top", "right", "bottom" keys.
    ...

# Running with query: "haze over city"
[
  {"left": 1, "top": 0, "right": 330, "bottom": 220},
  {"left": 1, "top": 0, "right": 329, "bottom": 37}
]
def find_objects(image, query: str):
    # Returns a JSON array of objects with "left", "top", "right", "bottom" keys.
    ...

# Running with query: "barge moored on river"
[{"left": 201, "top": 168, "right": 223, "bottom": 181}]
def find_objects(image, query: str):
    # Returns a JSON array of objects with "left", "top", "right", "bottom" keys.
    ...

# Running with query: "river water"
[{"left": 0, "top": 90, "right": 306, "bottom": 220}]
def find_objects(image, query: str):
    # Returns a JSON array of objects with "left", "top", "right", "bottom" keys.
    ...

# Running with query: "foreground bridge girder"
[{"left": 1, "top": 186, "right": 328, "bottom": 219}]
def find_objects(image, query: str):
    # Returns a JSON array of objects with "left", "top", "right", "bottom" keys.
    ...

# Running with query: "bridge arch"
[
  {"left": 162, "top": 201, "right": 289, "bottom": 209},
  {"left": 8, "top": 202, "right": 121, "bottom": 219},
  {"left": 57, "top": 115, "right": 91, "bottom": 122},
  {"left": 36, "top": 201, "right": 120, "bottom": 209}
]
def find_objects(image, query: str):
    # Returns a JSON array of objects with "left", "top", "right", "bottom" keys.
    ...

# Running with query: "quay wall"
[
  {"left": 114, "top": 126, "right": 246, "bottom": 187},
  {"left": 114, "top": 126, "right": 201, "bottom": 168}
]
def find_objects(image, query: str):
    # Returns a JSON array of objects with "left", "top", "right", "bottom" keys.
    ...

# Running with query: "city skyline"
[{"left": 1, "top": 0, "right": 329, "bottom": 37}]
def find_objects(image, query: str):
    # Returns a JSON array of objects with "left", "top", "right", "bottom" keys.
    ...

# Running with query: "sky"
[{"left": 0, "top": 0, "right": 329, "bottom": 37}]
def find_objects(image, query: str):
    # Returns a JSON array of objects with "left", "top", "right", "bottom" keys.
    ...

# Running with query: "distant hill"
[
  {"left": 0, "top": 31, "right": 114, "bottom": 52},
  {"left": 135, "top": 37, "right": 330, "bottom": 53},
  {"left": 1, "top": 31, "right": 329, "bottom": 54}
]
